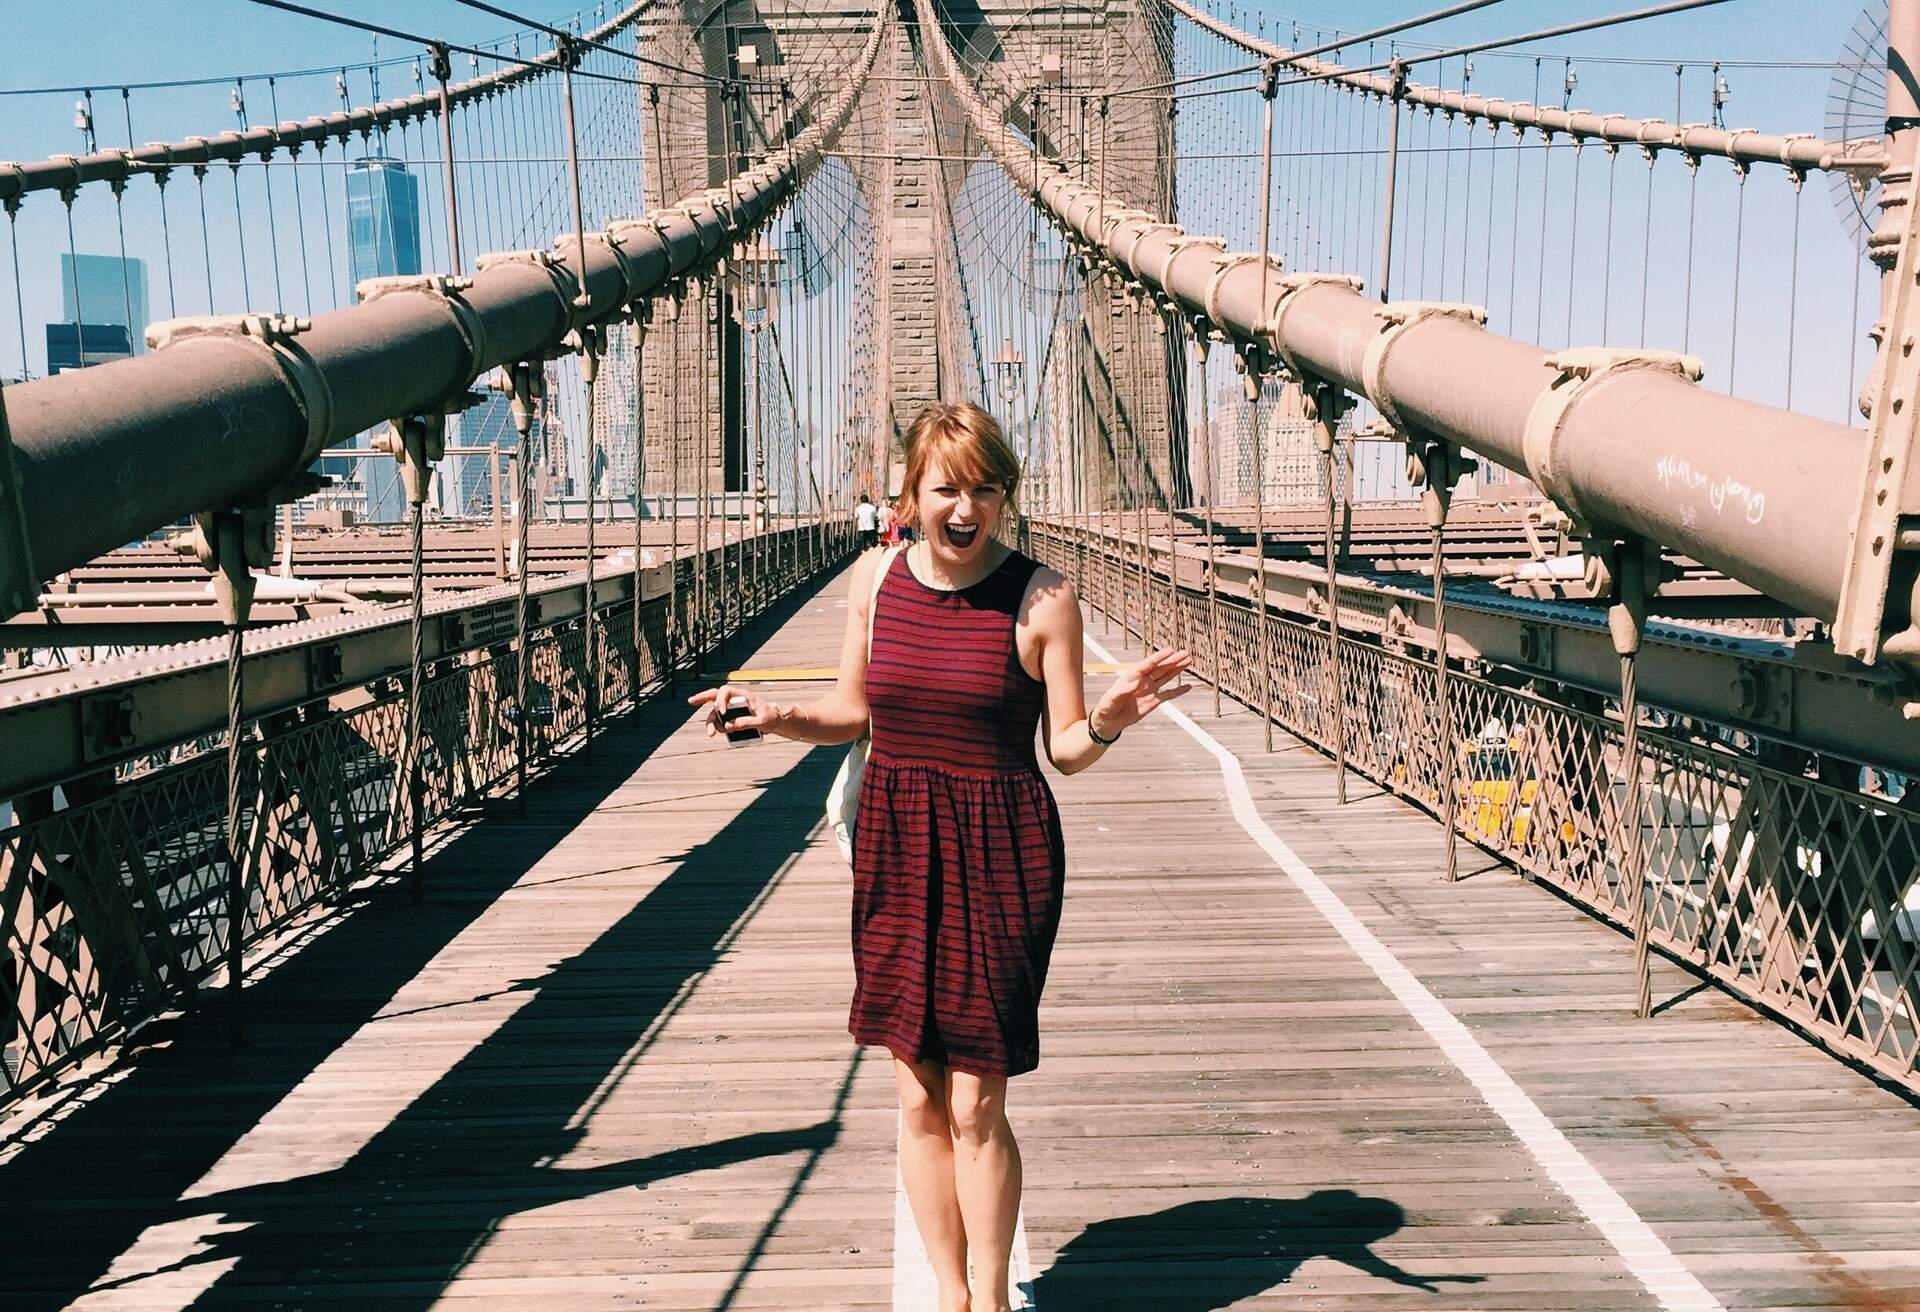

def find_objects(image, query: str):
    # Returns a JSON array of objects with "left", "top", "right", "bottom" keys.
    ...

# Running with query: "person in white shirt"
[{"left": 855, "top": 493, "right": 880, "bottom": 550}]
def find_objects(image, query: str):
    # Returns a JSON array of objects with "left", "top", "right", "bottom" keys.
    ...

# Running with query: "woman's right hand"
[{"left": 687, "top": 684, "right": 786, "bottom": 739}]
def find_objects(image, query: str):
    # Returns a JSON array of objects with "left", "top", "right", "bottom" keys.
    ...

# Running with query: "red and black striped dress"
[{"left": 850, "top": 547, "right": 1066, "bottom": 1077}]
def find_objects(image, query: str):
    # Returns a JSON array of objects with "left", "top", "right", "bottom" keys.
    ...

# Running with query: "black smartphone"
[{"left": 720, "top": 698, "right": 761, "bottom": 747}]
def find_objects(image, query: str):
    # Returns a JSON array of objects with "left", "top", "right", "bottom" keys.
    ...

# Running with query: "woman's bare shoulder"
[
  {"left": 1019, "top": 561, "right": 1078, "bottom": 626},
  {"left": 848, "top": 545, "right": 892, "bottom": 597}
]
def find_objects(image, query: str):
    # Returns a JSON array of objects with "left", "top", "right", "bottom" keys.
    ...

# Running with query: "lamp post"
[
  {"left": 993, "top": 335, "right": 1026, "bottom": 509},
  {"left": 728, "top": 240, "right": 783, "bottom": 557}
]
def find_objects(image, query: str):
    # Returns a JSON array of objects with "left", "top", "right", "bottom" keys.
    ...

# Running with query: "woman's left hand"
[{"left": 1092, "top": 648, "right": 1194, "bottom": 738}]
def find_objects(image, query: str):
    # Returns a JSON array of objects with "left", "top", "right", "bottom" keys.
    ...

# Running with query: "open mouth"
[{"left": 944, "top": 524, "right": 980, "bottom": 549}]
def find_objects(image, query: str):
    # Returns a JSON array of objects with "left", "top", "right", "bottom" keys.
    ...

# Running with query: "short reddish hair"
[{"left": 897, "top": 402, "right": 1021, "bottom": 527}]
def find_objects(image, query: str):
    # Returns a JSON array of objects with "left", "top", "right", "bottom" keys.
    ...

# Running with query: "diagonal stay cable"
[
  {"left": 1114, "top": 0, "right": 1522, "bottom": 98},
  {"left": 1274, "top": 0, "right": 1737, "bottom": 87},
  {"left": 448, "top": 0, "right": 732, "bottom": 84},
  {"left": 238, "top": 0, "right": 658, "bottom": 90}
]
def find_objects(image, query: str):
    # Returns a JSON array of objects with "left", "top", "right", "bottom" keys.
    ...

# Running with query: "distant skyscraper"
[
  {"left": 60, "top": 253, "right": 148, "bottom": 352},
  {"left": 337, "top": 159, "right": 423, "bottom": 521},
  {"left": 45, "top": 322, "right": 131, "bottom": 374},
  {"left": 346, "top": 158, "right": 422, "bottom": 287},
  {"left": 453, "top": 392, "right": 519, "bottom": 516},
  {"left": 1210, "top": 378, "right": 1317, "bottom": 506},
  {"left": 592, "top": 322, "right": 639, "bottom": 504}
]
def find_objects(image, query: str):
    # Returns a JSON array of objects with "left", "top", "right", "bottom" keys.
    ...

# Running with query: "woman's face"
[{"left": 916, "top": 459, "right": 1007, "bottom": 565}]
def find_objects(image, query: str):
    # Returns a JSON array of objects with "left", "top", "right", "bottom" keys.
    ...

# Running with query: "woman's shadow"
[{"left": 1029, "top": 1191, "right": 1483, "bottom": 1309}]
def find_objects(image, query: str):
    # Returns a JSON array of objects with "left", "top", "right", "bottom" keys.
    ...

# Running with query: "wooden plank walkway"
[{"left": 7, "top": 565, "right": 1920, "bottom": 1310}]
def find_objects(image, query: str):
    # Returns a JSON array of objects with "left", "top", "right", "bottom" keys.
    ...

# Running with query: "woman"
[{"left": 693, "top": 402, "right": 1191, "bottom": 1312}]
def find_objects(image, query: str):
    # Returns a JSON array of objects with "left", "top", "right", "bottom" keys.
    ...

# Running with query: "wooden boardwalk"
[{"left": 7, "top": 566, "right": 1920, "bottom": 1311}]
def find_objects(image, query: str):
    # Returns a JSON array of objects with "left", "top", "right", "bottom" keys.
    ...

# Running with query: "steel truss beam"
[
  {"left": 1161, "top": 536, "right": 1920, "bottom": 777},
  {"left": 0, "top": 551, "right": 676, "bottom": 801}
]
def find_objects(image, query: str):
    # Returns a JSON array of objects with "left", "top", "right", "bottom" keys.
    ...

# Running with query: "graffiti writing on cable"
[{"left": 1656, "top": 453, "right": 1765, "bottom": 526}]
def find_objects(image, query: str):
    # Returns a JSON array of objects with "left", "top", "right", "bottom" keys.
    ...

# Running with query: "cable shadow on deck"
[
  {"left": 1030, "top": 1192, "right": 1483, "bottom": 1309},
  {"left": 116, "top": 741, "right": 842, "bottom": 1309},
  {"left": 1, "top": 573, "right": 851, "bottom": 1310}
]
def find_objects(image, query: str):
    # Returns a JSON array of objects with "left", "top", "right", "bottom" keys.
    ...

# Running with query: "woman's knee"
[
  {"left": 894, "top": 1057, "right": 950, "bottom": 1137},
  {"left": 945, "top": 1073, "right": 1009, "bottom": 1146}
]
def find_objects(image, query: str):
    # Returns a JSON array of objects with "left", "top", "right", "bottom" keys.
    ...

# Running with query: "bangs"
[
  {"left": 918, "top": 428, "right": 1012, "bottom": 490},
  {"left": 898, "top": 402, "right": 1023, "bottom": 525}
]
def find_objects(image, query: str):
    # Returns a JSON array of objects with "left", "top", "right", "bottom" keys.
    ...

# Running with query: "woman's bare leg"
[
  {"left": 947, "top": 1069, "right": 1021, "bottom": 1312},
  {"left": 894, "top": 1056, "right": 971, "bottom": 1311}
]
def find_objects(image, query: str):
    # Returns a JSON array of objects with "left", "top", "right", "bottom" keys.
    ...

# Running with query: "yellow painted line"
[{"left": 724, "top": 662, "right": 1130, "bottom": 681}]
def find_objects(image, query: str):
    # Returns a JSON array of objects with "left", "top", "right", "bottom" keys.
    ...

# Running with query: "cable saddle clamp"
[
  {"left": 145, "top": 313, "right": 335, "bottom": 469},
  {"left": 1266, "top": 271, "right": 1364, "bottom": 391},
  {"left": 1357, "top": 300, "right": 1485, "bottom": 440},
  {"left": 357, "top": 273, "right": 492, "bottom": 404},
  {"left": 1521, "top": 346, "right": 1704, "bottom": 537}
]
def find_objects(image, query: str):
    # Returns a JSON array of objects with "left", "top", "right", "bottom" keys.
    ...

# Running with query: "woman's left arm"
[{"left": 1026, "top": 568, "right": 1194, "bottom": 775}]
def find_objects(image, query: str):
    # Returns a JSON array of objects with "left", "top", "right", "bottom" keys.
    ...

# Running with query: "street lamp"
[
  {"left": 729, "top": 240, "right": 782, "bottom": 534},
  {"left": 992, "top": 336, "right": 1027, "bottom": 505}
]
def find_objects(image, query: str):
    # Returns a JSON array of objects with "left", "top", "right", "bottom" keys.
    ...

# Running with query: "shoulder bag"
[{"left": 825, "top": 545, "right": 901, "bottom": 864}]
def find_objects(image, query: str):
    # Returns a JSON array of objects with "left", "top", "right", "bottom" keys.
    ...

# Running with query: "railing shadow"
[
  {"left": 1030, "top": 1192, "right": 1484, "bottom": 1309},
  {"left": 2, "top": 568, "right": 847, "bottom": 1310}
]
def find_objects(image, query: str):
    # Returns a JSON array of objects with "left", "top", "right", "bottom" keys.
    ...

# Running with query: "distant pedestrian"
[
  {"left": 855, "top": 492, "right": 879, "bottom": 550},
  {"left": 693, "top": 401, "right": 1192, "bottom": 1312},
  {"left": 880, "top": 497, "right": 900, "bottom": 544}
]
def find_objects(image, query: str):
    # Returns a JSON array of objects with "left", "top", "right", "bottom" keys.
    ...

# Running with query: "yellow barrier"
[{"left": 723, "top": 663, "right": 1132, "bottom": 682}]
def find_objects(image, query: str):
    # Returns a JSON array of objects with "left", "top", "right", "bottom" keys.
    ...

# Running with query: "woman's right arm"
[{"left": 688, "top": 549, "right": 883, "bottom": 745}]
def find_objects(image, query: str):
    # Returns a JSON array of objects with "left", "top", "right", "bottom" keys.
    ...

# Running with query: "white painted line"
[
  {"left": 1086, "top": 634, "right": 1724, "bottom": 1312},
  {"left": 892, "top": 1111, "right": 1037, "bottom": 1310}
]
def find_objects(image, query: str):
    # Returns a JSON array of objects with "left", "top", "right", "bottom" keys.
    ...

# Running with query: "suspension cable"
[{"left": 448, "top": 0, "right": 727, "bottom": 84}]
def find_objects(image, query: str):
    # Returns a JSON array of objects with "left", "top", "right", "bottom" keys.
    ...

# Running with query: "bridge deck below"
[{"left": 8, "top": 568, "right": 1920, "bottom": 1311}]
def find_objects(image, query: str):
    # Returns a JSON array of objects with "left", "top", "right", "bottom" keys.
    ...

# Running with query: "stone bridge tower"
[{"left": 639, "top": 0, "right": 1180, "bottom": 510}]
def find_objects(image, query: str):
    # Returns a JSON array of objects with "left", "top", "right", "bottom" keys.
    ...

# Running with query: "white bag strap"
[{"left": 866, "top": 544, "right": 902, "bottom": 661}]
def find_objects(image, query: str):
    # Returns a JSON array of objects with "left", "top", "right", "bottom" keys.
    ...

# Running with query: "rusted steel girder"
[
  {"left": 1162, "top": 0, "right": 1883, "bottom": 178},
  {"left": 0, "top": 3, "right": 890, "bottom": 607},
  {"left": 0, "top": 2, "right": 659, "bottom": 205},
  {"left": 916, "top": 0, "right": 1894, "bottom": 653}
]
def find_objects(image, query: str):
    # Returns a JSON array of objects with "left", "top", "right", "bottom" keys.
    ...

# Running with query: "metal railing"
[
  {"left": 0, "top": 522, "right": 849, "bottom": 1108},
  {"left": 1032, "top": 517, "right": 1920, "bottom": 1096}
]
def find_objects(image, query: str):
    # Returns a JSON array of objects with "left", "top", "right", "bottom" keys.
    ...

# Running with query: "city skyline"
[
  {"left": 59, "top": 253, "right": 149, "bottom": 349},
  {"left": 346, "top": 157, "right": 423, "bottom": 288}
]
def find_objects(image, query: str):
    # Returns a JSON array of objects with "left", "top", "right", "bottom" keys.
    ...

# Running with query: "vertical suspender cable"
[
  {"left": 1378, "top": 61, "right": 1405, "bottom": 302},
  {"left": 1319, "top": 386, "right": 1347, "bottom": 803},
  {"left": 1252, "top": 62, "right": 1278, "bottom": 752},
  {"left": 408, "top": 463, "right": 427, "bottom": 902},
  {"left": 1610, "top": 544, "right": 1654, "bottom": 1019},
  {"left": 634, "top": 309, "right": 648, "bottom": 694},
  {"left": 216, "top": 511, "right": 252, "bottom": 1047},
  {"left": 432, "top": 44, "right": 465, "bottom": 275},
  {"left": 1426, "top": 442, "right": 1459, "bottom": 883},
  {"left": 560, "top": 34, "right": 599, "bottom": 755},
  {"left": 512, "top": 364, "right": 537, "bottom": 810},
  {"left": 1195, "top": 324, "right": 1222, "bottom": 718}
]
